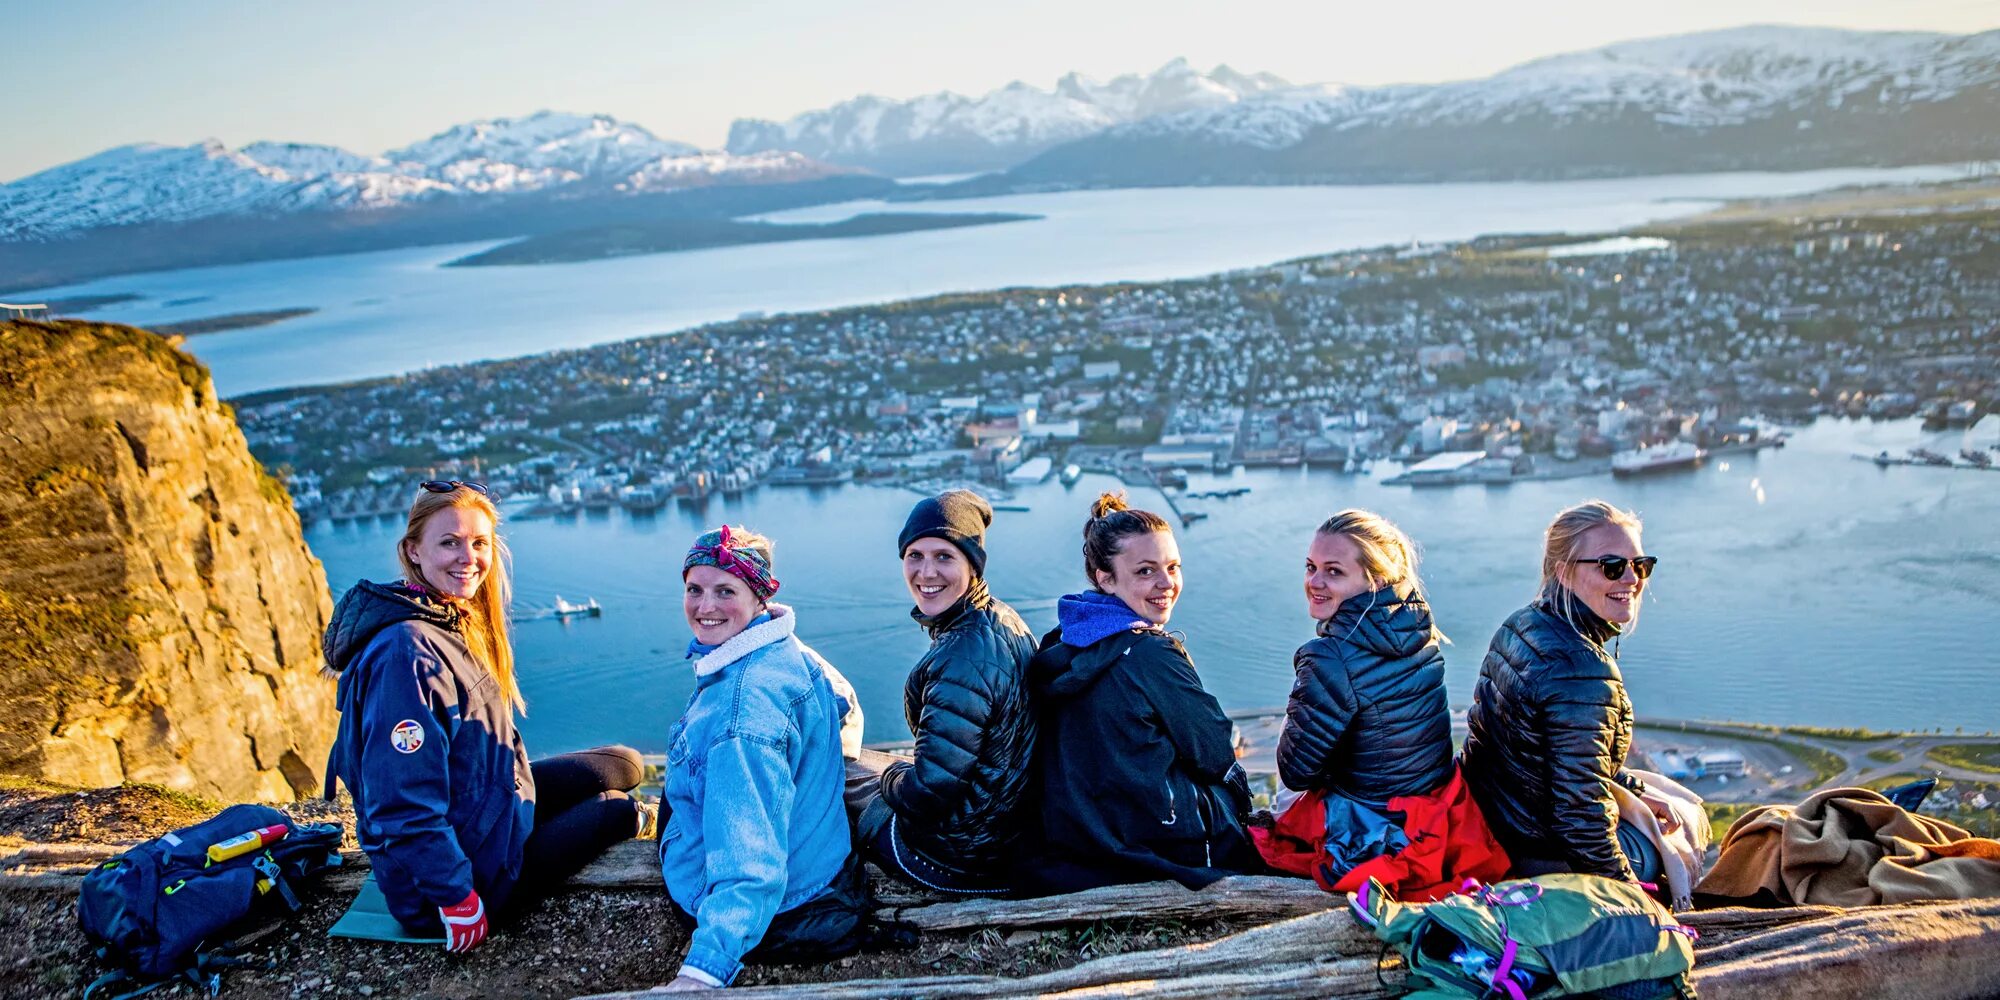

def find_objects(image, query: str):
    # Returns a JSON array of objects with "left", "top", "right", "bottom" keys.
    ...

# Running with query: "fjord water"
[
  {"left": 23, "top": 164, "right": 1977, "bottom": 396},
  {"left": 308, "top": 418, "right": 2000, "bottom": 754}
]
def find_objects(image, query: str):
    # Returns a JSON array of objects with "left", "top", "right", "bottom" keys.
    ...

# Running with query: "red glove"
[{"left": 440, "top": 889, "right": 487, "bottom": 954}]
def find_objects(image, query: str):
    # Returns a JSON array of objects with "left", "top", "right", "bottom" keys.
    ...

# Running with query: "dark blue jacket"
[
  {"left": 323, "top": 580, "right": 536, "bottom": 926},
  {"left": 878, "top": 580, "right": 1038, "bottom": 872},
  {"left": 1016, "top": 593, "right": 1259, "bottom": 895},
  {"left": 1277, "top": 583, "right": 1453, "bottom": 804}
]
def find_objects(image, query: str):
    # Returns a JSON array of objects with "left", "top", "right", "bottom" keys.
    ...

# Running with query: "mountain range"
[
  {"left": 0, "top": 111, "right": 851, "bottom": 242},
  {"left": 724, "top": 58, "right": 1291, "bottom": 175},
  {"left": 5, "top": 24, "right": 1998, "bottom": 290},
  {"left": 987, "top": 25, "right": 2000, "bottom": 189}
]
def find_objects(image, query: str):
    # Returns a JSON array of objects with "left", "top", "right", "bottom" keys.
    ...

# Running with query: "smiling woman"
[
  {"left": 657, "top": 525, "right": 872, "bottom": 989},
  {"left": 1460, "top": 499, "right": 1678, "bottom": 886},
  {"left": 1012, "top": 491, "right": 1262, "bottom": 896},
  {"left": 322, "top": 483, "right": 647, "bottom": 954}
]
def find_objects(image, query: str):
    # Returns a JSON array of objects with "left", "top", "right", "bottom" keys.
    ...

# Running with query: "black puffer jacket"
[
  {"left": 1459, "top": 589, "right": 1647, "bottom": 881},
  {"left": 1277, "top": 583, "right": 1453, "bottom": 804},
  {"left": 1017, "top": 625, "right": 1259, "bottom": 895},
  {"left": 876, "top": 580, "right": 1038, "bottom": 872}
]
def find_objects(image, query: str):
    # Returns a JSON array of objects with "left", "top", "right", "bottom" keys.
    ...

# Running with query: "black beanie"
[{"left": 898, "top": 489, "right": 992, "bottom": 577}]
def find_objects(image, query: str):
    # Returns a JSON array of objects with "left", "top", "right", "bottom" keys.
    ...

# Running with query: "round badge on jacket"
[{"left": 390, "top": 719, "right": 425, "bottom": 754}]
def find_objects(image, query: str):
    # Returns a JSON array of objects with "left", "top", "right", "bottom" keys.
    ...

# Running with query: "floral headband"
[{"left": 683, "top": 525, "right": 780, "bottom": 602}]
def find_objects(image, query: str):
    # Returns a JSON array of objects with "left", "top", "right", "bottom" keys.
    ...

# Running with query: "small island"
[
  {"left": 444, "top": 211, "right": 1040, "bottom": 267},
  {"left": 153, "top": 307, "right": 318, "bottom": 336}
]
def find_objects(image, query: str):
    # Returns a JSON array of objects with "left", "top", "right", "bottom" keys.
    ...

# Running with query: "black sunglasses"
[
  {"left": 420, "top": 480, "right": 488, "bottom": 495},
  {"left": 1572, "top": 555, "right": 1658, "bottom": 581}
]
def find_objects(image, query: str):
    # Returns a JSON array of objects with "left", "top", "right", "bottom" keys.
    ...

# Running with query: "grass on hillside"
[
  {"left": 1867, "top": 748, "right": 1904, "bottom": 765},
  {"left": 1929, "top": 744, "right": 2000, "bottom": 775}
]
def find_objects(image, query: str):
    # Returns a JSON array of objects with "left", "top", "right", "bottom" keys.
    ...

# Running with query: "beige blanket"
[
  {"left": 1613, "top": 769, "right": 1710, "bottom": 911},
  {"left": 1697, "top": 786, "right": 2000, "bottom": 907}
]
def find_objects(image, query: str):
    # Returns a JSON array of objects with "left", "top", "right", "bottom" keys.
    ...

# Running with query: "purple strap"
[
  {"left": 1665, "top": 923, "right": 1700, "bottom": 942},
  {"left": 1494, "top": 938, "right": 1527, "bottom": 1000}
]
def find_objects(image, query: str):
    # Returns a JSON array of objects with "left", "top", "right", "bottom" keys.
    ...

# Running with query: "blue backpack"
[{"left": 76, "top": 803, "right": 344, "bottom": 999}]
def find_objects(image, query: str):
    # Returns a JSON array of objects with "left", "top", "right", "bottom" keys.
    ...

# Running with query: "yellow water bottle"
[{"left": 206, "top": 824, "right": 289, "bottom": 864}]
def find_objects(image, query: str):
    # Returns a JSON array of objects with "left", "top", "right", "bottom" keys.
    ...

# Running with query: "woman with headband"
[{"left": 655, "top": 525, "right": 870, "bottom": 991}]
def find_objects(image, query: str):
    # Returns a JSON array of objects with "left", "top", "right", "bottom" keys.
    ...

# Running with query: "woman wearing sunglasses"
[
  {"left": 655, "top": 526, "right": 870, "bottom": 991},
  {"left": 323, "top": 481, "right": 651, "bottom": 954},
  {"left": 1459, "top": 499, "right": 1674, "bottom": 883}
]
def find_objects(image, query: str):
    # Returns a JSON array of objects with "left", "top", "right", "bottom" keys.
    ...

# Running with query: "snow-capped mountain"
[
  {"left": 0, "top": 141, "right": 458, "bottom": 239},
  {"left": 0, "top": 112, "right": 851, "bottom": 240},
  {"left": 1003, "top": 25, "right": 2000, "bottom": 187},
  {"left": 385, "top": 111, "right": 703, "bottom": 195},
  {"left": 725, "top": 59, "right": 1292, "bottom": 175}
]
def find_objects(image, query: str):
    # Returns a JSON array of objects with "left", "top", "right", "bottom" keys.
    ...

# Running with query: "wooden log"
[
  {"left": 881, "top": 875, "right": 1337, "bottom": 932},
  {"left": 1692, "top": 898, "right": 2000, "bottom": 1000},
  {"left": 0, "top": 843, "right": 126, "bottom": 866},
  {"left": 1677, "top": 903, "right": 1846, "bottom": 934},
  {"left": 576, "top": 910, "right": 1394, "bottom": 1000},
  {"left": 564, "top": 839, "right": 661, "bottom": 889}
]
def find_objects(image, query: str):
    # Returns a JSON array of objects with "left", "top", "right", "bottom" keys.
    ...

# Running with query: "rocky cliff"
[{"left": 0, "top": 320, "right": 334, "bottom": 802}]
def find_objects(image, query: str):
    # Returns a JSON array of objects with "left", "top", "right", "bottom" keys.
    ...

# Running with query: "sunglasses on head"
[
  {"left": 1573, "top": 555, "right": 1658, "bottom": 581},
  {"left": 420, "top": 480, "right": 488, "bottom": 495}
]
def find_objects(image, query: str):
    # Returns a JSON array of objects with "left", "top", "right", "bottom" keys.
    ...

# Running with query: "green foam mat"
[{"left": 328, "top": 874, "right": 446, "bottom": 944}]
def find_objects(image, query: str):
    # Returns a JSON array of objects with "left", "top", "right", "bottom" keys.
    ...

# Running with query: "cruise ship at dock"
[{"left": 1612, "top": 441, "right": 1706, "bottom": 476}]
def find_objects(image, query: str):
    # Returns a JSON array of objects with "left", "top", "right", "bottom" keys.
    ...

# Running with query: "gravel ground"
[{"left": 0, "top": 783, "right": 1247, "bottom": 999}]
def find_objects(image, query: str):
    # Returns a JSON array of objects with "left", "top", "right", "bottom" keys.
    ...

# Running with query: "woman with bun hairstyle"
[
  {"left": 323, "top": 481, "right": 648, "bottom": 954},
  {"left": 847, "top": 490, "right": 1038, "bottom": 896},
  {"left": 656, "top": 525, "right": 870, "bottom": 991},
  {"left": 1459, "top": 499, "right": 1677, "bottom": 883},
  {"left": 1015, "top": 492, "right": 1258, "bottom": 895}
]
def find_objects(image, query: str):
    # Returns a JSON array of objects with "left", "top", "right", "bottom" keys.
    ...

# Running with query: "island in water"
[
  {"left": 153, "top": 307, "right": 318, "bottom": 336},
  {"left": 445, "top": 211, "right": 1041, "bottom": 267}
]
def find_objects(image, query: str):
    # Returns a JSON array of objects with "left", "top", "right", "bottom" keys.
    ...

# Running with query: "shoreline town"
[{"left": 223, "top": 198, "right": 1999, "bottom": 524}]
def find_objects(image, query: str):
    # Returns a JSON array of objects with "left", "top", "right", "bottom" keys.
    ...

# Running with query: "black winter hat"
[{"left": 898, "top": 489, "right": 992, "bottom": 577}]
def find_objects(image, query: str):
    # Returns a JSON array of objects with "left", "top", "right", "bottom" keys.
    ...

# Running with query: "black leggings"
[{"left": 506, "top": 745, "right": 645, "bottom": 914}]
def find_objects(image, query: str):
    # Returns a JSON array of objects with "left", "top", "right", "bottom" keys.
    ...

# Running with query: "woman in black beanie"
[{"left": 846, "top": 489, "right": 1038, "bottom": 895}]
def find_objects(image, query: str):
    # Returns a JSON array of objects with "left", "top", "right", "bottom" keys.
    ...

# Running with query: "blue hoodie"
[{"left": 658, "top": 605, "right": 853, "bottom": 986}]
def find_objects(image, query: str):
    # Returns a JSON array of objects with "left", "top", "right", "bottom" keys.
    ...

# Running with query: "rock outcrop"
[{"left": 0, "top": 320, "right": 334, "bottom": 802}]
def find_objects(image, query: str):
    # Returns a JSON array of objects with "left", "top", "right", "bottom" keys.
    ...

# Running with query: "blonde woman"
[
  {"left": 1278, "top": 509, "right": 1452, "bottom": 803},
  {"left": 324, "top": 481, "right": 648, "bottom": 953},
  {"left": 1459, "top": 499, "right": 1673, "bottom": 883},
  {"left": 1258, "top": 509, "right": 1510, "bottom": 897}
]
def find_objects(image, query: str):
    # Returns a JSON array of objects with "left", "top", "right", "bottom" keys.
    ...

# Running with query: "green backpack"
[{"left": 1349, "top": 874, "right": 1698, "bottom": 1000}]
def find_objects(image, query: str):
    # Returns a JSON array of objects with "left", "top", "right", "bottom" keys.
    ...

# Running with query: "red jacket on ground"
[{"left": 1252, "top": 765, "right": 1509, "bottom": 902}]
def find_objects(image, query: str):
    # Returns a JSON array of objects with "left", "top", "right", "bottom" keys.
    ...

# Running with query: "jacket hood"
[
  {"left": 1056, "top": 589, "right": 1150, "bottom": 648},
  {"left": 1315, "top": 583, "right": 1436, "bottom": 659},
  {"left": 1535, "top": 585, "right": 1621, "bottom": 647},
  {"left": 1029, "top": 614, "right": 1158, "bottom": 701},
  {"left": 322, "top": 579, "right": 458, "bottom": 675},
  {"left": 912, "top": 578, "right": 992, "bottom": 637}
]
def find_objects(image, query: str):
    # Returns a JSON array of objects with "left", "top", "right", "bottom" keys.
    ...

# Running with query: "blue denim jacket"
[{"left": 659, "top": 604, "right": 854, "bottom": 985}]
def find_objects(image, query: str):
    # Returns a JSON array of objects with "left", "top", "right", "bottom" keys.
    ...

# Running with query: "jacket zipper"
[{"left": 1160, "top": 779, "right": 1177, "bottom": 826}]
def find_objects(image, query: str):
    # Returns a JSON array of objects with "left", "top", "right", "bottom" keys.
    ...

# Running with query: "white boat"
[
  {"left": 553, "top": 595, "right": 602, "bottom": 618},
  {"left": 1059, "top": 464, "right": 1083, "bottom": 486},
  {"left": 1612, "top": 441, "right": 1705, "bottom": 476}
]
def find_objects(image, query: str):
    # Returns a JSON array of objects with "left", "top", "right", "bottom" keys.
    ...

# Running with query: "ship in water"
[
  {"left": 553, "top": 595, "right": 602, "bottom": 619},
  {"left": 1611, "top": 440, "right": 1706, "bottom": 476}
]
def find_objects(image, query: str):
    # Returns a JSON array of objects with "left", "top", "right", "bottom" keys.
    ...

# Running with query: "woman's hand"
[
  {"left": 1638, "top": 790, "right": 1680, "bottom": 833},
  {"left": 657, "top": 975, "right": 718, "bottom": 992}
]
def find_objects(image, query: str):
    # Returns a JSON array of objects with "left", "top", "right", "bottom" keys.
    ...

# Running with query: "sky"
[{"left": 3, "top": 0, "right": 1997, "bottom": 182}]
